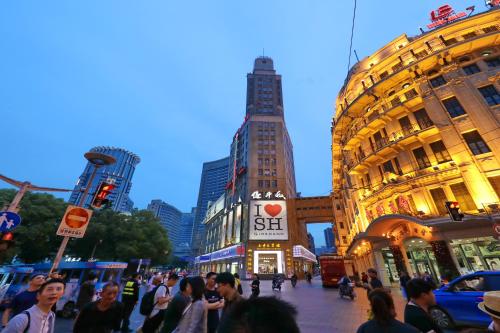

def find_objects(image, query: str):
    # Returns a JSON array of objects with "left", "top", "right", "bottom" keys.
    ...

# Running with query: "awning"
[{"left": 292, "top": 245, "right": 317, "bottom": 263}]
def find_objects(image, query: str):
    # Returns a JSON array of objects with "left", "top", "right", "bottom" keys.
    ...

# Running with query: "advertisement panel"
[{"left": 249, "top": 200, "right": 288, "bottom": 240}]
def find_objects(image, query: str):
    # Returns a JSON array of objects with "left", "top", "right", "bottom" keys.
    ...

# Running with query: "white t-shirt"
[{"left": 150, "top": 285, "right": 169, "bottom": 317}]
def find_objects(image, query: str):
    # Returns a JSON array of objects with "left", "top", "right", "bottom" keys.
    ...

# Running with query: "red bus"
[{"left": 319, "top": 254, "right": 346, "bottom": 287}]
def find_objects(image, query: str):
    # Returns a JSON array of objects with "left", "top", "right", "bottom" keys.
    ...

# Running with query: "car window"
[
  {"left": 453, "top": 276, "right": 485, "bottom": 292},
  {"left": 486, "top": 275, "right": 500, "bottom": 291}
]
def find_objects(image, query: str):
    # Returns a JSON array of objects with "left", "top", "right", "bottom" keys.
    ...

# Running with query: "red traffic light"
[
  {"left": 449, "top": 202, "right": 459, "bottom": 209},
  {"left": 2, "top": 232, "right": 13, "bottom": 241},
  {"left": 91, "top": 182, "right": 115, "bottom": 209}
]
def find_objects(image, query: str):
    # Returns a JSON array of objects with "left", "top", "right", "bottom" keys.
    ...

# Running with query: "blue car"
[{"left": 430, "top": 271, "right": 500, "bottom": 329}]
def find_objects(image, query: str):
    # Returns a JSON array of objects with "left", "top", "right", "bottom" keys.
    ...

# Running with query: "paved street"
[{"left": 50, "top": 276, "right": 464, "bottom": 333}]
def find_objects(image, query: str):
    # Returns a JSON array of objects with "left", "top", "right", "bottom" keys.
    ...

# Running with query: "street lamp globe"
[{"left": 84, "top": 152, "right": 116, "bottom": 167}]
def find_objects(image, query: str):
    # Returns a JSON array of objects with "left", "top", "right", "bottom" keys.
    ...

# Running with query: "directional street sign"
[
  {"left": 0, "top": 211, "right": 22, "bottom": 232},
  {"left": 56, "top": 205, "right": 92, "bottom": 238}
]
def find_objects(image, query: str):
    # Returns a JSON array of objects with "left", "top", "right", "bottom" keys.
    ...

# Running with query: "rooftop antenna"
[
  {"left": 262, "top": 48, "right": 265, "bottom": 57},
  {"left": 353, "top": 49, "right": 360, "bottom": 62}
]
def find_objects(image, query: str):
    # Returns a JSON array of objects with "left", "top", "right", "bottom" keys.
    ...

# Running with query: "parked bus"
[
  {"left": 319, "top": 254, "right": 346, "bottom": 287},
  {"left": 0, "top": 261, "right": 127, "bottom": 317}
]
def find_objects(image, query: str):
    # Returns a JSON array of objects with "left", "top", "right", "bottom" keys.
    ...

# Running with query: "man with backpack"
[
  {"left": 120, "top": 274, "right": 141, "bottom": 333},
  {"left": 141, "top": 273, "right": 179, "bottom": 333},
  {"left": 2, "top": 279, "right": 65, "bottom": 333}
]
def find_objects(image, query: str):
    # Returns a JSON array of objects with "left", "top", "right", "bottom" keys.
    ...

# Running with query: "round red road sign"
[{"left": 65, "top": 207, "right": 90, "bottom": 228}]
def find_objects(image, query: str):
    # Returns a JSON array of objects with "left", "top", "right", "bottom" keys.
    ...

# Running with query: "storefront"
[
  {"left": 292, "top": 245, "right": 317, "bottom": 277},
  {"left": 195, "top": 244, "right": 245, "bottom": 276},
  {"left": 450, "top": 237, "right": 500, "bottom": 274}
]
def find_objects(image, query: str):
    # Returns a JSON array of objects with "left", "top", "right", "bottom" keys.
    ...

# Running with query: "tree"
[
  {"left": 68, "top": 209, "right": 172, "bottom": 265},
  {"left": 0, "top": 189, "right": 172, "bottom": 265}
]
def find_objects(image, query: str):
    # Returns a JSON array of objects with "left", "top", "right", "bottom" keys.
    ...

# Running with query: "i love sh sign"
[{"left": 249, "top": 200, "right": 288, "bottom": 240}]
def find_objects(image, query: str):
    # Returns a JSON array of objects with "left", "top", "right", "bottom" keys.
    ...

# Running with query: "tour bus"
[
  {"left": 0, "top": 265, "right": 35, "bottom": 309},
  {"left": 319, "top": 254, "right": 347, "bottom": 287},
  {"left": 0, "top": 261, "right": 127, "bottom": 317},
  {"left": 33, "top": 261, "right": 128, "bottom": 317}
]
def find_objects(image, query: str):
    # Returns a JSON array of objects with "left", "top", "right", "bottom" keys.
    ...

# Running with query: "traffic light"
[
  {"left": 445, "top": 201, "right": 464, "bottom": 221},
  {"left": 91, "top": 182, "right": 115, "bottom": 209},
  {"left": 0, "top": 232, "right": 14, "bottom": 251},
  {"left": 2, "top": 232, "right": 13, "bottom": 241}
]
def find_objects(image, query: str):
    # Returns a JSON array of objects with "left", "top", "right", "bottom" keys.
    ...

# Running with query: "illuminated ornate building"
[{"left": 331, "top": 6, "right": 500, "bottom": 285}]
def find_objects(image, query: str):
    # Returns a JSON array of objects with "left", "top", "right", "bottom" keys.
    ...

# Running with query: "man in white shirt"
[
  {"left": 142, "top": 274, "right": 179, "bottom": 333},
  {"left": 2, "top": 279, "right": 65, "bottom": 333}
]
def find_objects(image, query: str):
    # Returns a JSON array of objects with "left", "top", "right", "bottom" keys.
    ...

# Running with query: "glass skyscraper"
[
  {"left": 69, "top": 146, "right": 140, "bottom": 212},
  {"left": 147, "top": 199, "right": 182, "bottom": 246}
]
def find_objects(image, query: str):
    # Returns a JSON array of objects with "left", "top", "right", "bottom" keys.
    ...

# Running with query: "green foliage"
[{"left": 0, "top": 189, "right": 172, "bottom": 265}]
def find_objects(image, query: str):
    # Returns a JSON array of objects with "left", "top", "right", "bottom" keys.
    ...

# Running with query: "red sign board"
[
  {"left": 427, "top": 5, "right": 467, "bottom": 29},
  {"left": 57, "top": 205, "right": 92, "bottom": 238}
]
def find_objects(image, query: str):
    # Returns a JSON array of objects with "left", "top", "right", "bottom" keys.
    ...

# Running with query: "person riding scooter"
[
  {"left": 290, "top": 273, "right": 298, "bottom": 288},
  {"left": 272, "top": 273, "right": 283, "bottom": 291},
  {"left": 339, "top": 275, "right": 355, "bottom": 299}
]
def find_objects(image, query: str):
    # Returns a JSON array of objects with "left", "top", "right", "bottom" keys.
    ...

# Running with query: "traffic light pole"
[{"left": 49, "top": 165, "right": 100, "bottom": 275}]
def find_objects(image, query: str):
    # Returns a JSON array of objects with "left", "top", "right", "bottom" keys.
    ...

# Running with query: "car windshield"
[{"left": 454, "top": 276, "right": 485, "bottom": 292}]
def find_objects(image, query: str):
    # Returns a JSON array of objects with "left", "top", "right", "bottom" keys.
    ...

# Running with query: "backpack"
[
  {"left": 23, "top": 311, "right": 31, "bottom": 333},
  {"left": 139, "top": 284, "right": 163, "bottom": 316}
]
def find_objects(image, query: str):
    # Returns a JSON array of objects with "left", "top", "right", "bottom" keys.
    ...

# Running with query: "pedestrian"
[
  {"left": 1, "top": 274, "right": 46, "bottom": 327},
  {"left": 120, "top": 273, "right": 141, "bottom": 332},
  {"left": 366, "top": 268, "right": 383, "bottom": 296},
  {"left": 218, "top": 296, "right": 300, "bottom": 333},
  {"left": 250, "top": 273, "right": 260, "bottom": 299},
  {"left": 478, "top": 291, "right": 500, "bottom": 332},
  {"left": 399, "top": 271, "right": 410, "bottom": 301},
  {"left": 404, "top": 278, "right": 443, "bottom": 333},
  {"left": 174, "top": 276, "right": 207, "bottom": 333},
  {"left": 73, "top": 281, "right": 123, "bottom": 333},
  {"left": 215, "top": 272, "right": 243, "bottom": 322},
  {"left": 356, "top": 289, "right": 419, "bottom": 333},
  {"left": 142, "top": 273, "right": 178, "bottom": 333},
  {"left": 361, "top": 272, "right": 369, "bottom": 288},
  {"left": 204, "top": 272, "right": 223, "bottom": 333},
  {"left": 422, "top": 271, "right": 436, "bottom": 289},
  {"left": 76, "top": 272, "right": 97, "bottom": 311},
  {"left": 161, "top": 278, "right": 191, "bottom": 333},
  {"left": 2, "top": 278, "right": 65, "bottom": 333},
  {"left": 233, "top": 273, "right": 243, "bottom": 295},
  {"left": 306, "top": 271, "right": 312, "bottom": 284}
]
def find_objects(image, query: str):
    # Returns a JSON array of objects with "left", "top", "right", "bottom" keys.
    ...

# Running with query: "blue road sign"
[{"left": 0, "top": 211, "right": 21, "bottom": 232}]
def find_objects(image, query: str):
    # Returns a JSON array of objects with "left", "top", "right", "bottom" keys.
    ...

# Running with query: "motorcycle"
[
  {"left": 272, "top": 275, "right": 283, "bottom": 291},
  {"left": 291, "top": 275, "right": 297, "bottom": 288},
  {"left": 339, "top": 282, "right": 355, "bottom": 300}
]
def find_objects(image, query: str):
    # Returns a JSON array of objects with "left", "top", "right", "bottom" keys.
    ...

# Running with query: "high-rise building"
[
  {"left": 176, "top": 208, "right": 196, "bottom": 259},
  {"left": 69, "top": 146, "right": 140, "bottom": 212},
  {"left": 147, "top": 200, "right": 182, "bottom": 247},
  {"left": 307, "top": 233, "right": 316, "bottom": 254},
  {"left": 331, "top": 6, "right": 500, "bottom": 284},
  {"left": 324, "top": 227, "right": 334, "bottom": 249},
  {"left": 196, "top": 57, "right": 311, "bottom": 277},
  {"left": 191, "top": 157, "right": 230, "bottom": 255}
]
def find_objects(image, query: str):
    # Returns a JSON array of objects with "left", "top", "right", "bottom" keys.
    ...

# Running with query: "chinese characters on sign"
[
  {"left": 250, "top": 191, "right": 286, "bottom": 200},
  {"left": 249, "top": 200, "right": 288, "bottom": 240},
  {"left": 426, "top": 5, "right": 467, "bottom": 29},
  {"left": 56, "top": 205, "right": 92, "bottom": 238}
]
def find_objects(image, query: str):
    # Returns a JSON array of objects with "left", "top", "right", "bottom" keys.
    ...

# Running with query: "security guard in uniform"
[{"left": 121, "top": 273, "right": 140, "bottom": 332}]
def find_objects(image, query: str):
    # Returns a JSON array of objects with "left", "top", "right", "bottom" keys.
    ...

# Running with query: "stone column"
[
  {"left": 389, "top": 244, "right": 407, "bottom": 276},
  {"left": 373, "top": 251, "right": 391, "bottom": 286},
  {"left": 430, "top": 240, "right": 460, "bottom": 280},
  {"left": 400, "top": 245, "right": 415, "bottom": 276}
]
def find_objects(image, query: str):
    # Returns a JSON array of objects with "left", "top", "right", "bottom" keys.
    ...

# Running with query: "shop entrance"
[
  {"left": 404, "top": 238, "right": 441, "bottom": 281},
  {"left": 254, "top": 251, "right": 284, "bottom": 274},
  {"left": 450, "top": 237, "right": 500, "bottom": 274}
]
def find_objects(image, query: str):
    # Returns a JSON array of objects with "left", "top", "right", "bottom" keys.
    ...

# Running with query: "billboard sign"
[{"left": 249, "top": 200, "right": 288, "bottom": 240}]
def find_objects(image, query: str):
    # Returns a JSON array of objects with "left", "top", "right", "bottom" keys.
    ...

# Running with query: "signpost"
[
  {"left": 0, "top": 212, "right": 21, "bottom": 232},
  {"left": 56, "top": 206, "right": 92, "bottom": 238}
]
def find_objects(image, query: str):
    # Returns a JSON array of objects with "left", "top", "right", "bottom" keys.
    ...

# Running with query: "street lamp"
[{"left": 50, "top": 151, "right": 115, "bottom": 274}]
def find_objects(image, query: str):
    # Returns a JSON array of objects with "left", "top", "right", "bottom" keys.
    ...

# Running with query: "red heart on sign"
[{"left": 264, "top": 204, "right": 282, "bottom": 217}]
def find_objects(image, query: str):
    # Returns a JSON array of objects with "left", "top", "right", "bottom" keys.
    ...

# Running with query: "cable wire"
[{"left": 347, "top": 0, "right": 358, "bottom": 76}]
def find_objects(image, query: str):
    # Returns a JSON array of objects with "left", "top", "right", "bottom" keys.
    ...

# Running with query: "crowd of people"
[
  {"left": 0, "top": 270, "right": 299, "bottom": 333},
  {"left": 357, "top": 268, "right": 500, "bottom": 333}
]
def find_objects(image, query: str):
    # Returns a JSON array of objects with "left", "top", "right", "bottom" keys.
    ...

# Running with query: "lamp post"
[{"left": 49, "top": 151, "right": 115, "bottom": 274}]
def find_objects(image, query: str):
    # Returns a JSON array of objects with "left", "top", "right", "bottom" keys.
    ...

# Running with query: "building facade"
[
  {"left": 324, "top": 227, "right": 335, "bottom": 249},
  {"left": 307, "top": 233, "right": 316, "bottom": 254},
  {"left": 196, "top": 57, "right": 317, "bottom": 278},
  {"left": 191, "top": 157, "right": 230, "bottom": 256},
  {"left": 147, "top": 200, "right": 183, "bottom": 249},
  {"left": 69, "top": 146, "right": 140, "bottom": 212},
  {"left": 176, "top": 208, "right": 197, "bottom": 260},
  {"left": 331, "top": 7, "right": 500, "bottom": 285}
]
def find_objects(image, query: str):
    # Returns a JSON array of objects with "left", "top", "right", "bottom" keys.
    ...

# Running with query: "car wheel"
[
  {"left": 61, "top": 302, "right": 75, "bottom": 319},
  {"left": 430, "top": 306, "right": 455, "bottom": 329}
]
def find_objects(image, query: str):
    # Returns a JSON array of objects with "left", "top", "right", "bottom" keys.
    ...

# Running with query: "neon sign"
[{"left": 426, "top": 5, "right": 467, "bottom": 29}]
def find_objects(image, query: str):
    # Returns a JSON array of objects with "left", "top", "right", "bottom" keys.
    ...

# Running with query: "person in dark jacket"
[
  {"left": 161, "top": 278, "right": 191, "bottom": 333},
  {"left": 399, "top": 271, "right": 411, "bottom": 301},
  {"left": 404, "top": 278, "right": 443, "bottom": 333},
  {"left": 74, "top": 281, "right": 123, "bottom": 333},
  {"left": 250, "top": 274, "right": 260, "bottom": 299},
  {"left": 120, "top": 274, "right": 140, "bottom": 332},
  {"left": 76, "top": 272, "right": 96, "bottom": 310},
  {"left": 357, "top": 289, "right": 419, "bottom": 333}
]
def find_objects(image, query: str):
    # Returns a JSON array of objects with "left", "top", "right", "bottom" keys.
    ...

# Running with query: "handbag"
[{"left": 171, "top": 302, "right": 193, "bottom": 333}]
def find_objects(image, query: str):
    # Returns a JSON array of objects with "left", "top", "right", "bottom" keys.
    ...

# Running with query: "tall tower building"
[
  {"left": 147, "top": 200, "right": 182, "bottom": 246},
  {"left": 324, "top": 227, "right": 334, "bottom": 249},
  {"left": 69, "top": 146, "right": 140, "bottom": 212},
  {"left": 191, "top": 157, "right": 230, "bottom": 255},
  {"left": 177, "top": 207, "right": 196, "bottom": 259},
  {"left": 227, "top": 57, "right": 297, "bottom": 204}
]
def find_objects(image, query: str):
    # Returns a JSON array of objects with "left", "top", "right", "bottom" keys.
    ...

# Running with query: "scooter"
[
  {"left": 291, "top": 275, "right": 297, "bottom": 288},
  {"left": 272, "top": 275, "right": 283, "bottom": 291},
  {"left": 339, "top": 282, "right": 355, "bottom": 300}
]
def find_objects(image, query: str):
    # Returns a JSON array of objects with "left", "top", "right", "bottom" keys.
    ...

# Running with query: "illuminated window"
[
  {"left": 463, "top": 131, "right": 491, "bottom": 155},
  {"left": 443, "top": 97, "right": 466, "bottom": 118},
  {"left": 382, "top": 160, "right": 396, "bottom": 174},
  {"left": 430, "top": 141, "right": 451, "bottom": 163},
  {"left": 450, "top": 182, "right": 477, "bottom": 211},
  {"left": 478, "top": 85, "right": 500, "bottom": 106}
]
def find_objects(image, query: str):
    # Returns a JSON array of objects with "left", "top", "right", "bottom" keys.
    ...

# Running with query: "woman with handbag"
[{"left": 174, "top": 277, "right": 207, "bottom": 333}]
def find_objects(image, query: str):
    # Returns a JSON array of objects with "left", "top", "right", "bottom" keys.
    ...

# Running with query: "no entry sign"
[{"left": 57, "top": 205, "right": 92, "bottom": 238}]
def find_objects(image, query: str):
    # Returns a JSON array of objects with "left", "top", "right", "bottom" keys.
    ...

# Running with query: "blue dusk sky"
[{"left": 1, "top": 1, "right": 477, "bottom": 242}]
